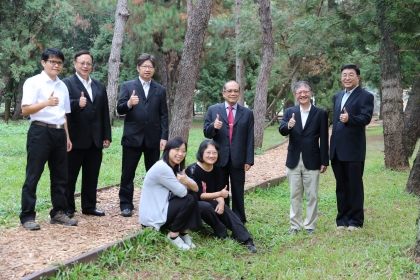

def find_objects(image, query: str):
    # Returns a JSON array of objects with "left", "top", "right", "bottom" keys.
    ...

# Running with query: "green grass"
[
  {"left": 45, "top": 125, "right": 420, "bottom": 279},
  {"left": 0, "top": 118, "right": 285, "bottom": 228}
]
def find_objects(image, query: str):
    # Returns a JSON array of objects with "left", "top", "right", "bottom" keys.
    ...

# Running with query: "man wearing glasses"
[
  {"left": 62, "top": 50, "right": 112, "bottom": 218},
  {"left": 117, "top": 53, "right": 168, "bottom": 217},
  {"left": 203, "top": 80, "right": 254, "bottom": 224},
  {"left": 20, "top": 48, "right": 78, "bottom": 230},
  {"left": 279, "top": 81, "right": 329, "bottom": 235}
]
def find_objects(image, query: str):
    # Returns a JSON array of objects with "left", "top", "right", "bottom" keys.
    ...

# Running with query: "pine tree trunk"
[
  {"left": 406, "top": 148, "right": 420, "bottom": 195},
  {"left": 253, "top": 0, "right": 274, "bottom": 148},
  {"left": 107, "top": 0, "right": 129, "bottom": 125},
  {"left": 378, "top": 2, "right": 409, "bottom": 171},
  {"left": 403, "top": 76, "right": 420, "bottom": 158},
  {"left": 169, "top": 0, "right": 212, "bottom": 142},
  {"left": 235, "top": 0, "right": 245, "bottom": 106}
]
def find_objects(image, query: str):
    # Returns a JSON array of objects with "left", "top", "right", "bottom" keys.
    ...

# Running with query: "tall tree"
[
  {"left": 169, "top": 0, "right": 213, "bottom": 142},
  {"left": 235, "top": 0, "right": 245, "bottom": 106},
  {"left": 377, "top": 0, "right": 409, "bottom": 171},
  {"left": 107, "top": 0, "right": 129, "bottom": 123},
  {"left": 253, "top": 0, "right": 274, "bottom": 148}
]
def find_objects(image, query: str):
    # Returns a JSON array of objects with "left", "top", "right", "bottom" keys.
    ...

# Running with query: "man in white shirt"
[
  {"left": 63, "top": 50, "right": 112, "bottom": 218},
  {"left": 279, "top": 81, "right": 329, "bottom": 234},
  {"left": 20, "top": 48, "right": 78, "bottom": 230}
]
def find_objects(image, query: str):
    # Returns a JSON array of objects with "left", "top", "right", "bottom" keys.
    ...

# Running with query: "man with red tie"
[{"left": 203, "top": 80, "right": 254, "bottom": 224}]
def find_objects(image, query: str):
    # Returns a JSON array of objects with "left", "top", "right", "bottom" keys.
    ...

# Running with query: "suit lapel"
[
  {"left": 146, "top": 80, "right": 156, "bottom": 101},
  {"left": 91, "top": 80, "right": 97, "bottom": 103},
  {"left": 293, "top": 106, "right": 303, "bottom": 131},
  {"left": 303, "top": 105, "right": 316, "bottom": 131},
  {"left": 336, "top": 90, "right": 345, "bottom": 113},
  {"left": 218, "top": 103, "right": 228, "bottom": 123},
  {"left": 73, "top": 74, "right": 92, "bottom": 103},
  {"left": 342, "top": 87, "right": 361, "bottom": 110},
  {"left": 234, "top": 104, "right": 244, "bottom": 125},
  {"left": 134, "top": 79, "right": 146, "bottom": 101}
]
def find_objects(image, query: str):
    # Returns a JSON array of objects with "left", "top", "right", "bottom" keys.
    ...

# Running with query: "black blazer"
[
  {"left": 117, "top": 78, "right": 168, "bottom": 149},
  {"left": 203, "top": 103, "right": 254, "bottom": 169},
  {"left": 330, "top": 86, "right": 374, "bottom": 161},
  {"left": 63, "top": 74, "right": 112, "bottom": 149},
  {"left": 279, "top": 105, "right": 329, "bottom": 170}
]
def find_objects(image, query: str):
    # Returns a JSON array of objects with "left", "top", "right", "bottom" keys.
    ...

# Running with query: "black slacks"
[
  {"left": 221, "top": 156, "right": 246, "bottom": 223},
  {"left": 164, "top": 194, "right": 201, "bottom": 232},
  {"left": 331, "top": 154, "right": 365, "bottom": 227},
  {"left": 66, "top": 143, "right": 102, "bottom": 213},
  {"left": 19, "top": 124, "right": 68, "bottom": 224},
  {"left": 119, "top": 142, "right": 160, "bottom": 210},
  {"left": 199, "top": 200, "right": 251, "bottom": 243}
]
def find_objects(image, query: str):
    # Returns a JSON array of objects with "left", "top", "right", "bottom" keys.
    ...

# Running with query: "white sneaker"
[
  {"left": 167, "top": 233, "right": 190, "bottom": 250},
  {"left": 180, "top": 234, "right": 196, "bottom": 248}
]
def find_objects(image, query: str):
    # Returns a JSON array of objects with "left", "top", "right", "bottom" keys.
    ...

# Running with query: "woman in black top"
[{"left": 186, "top": 140, "right": 257, "bottom": 253}]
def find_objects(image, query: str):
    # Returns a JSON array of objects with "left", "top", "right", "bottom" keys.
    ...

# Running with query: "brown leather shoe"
[
  {"left": 51, "top": 211, "right": 78, "bottom": 226},
  {"left": 22, "top": 220, "right": 40, "bottom": 231}
]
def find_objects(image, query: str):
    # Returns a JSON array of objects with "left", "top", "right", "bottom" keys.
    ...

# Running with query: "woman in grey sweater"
[{"left": 139, "top": 137, "right": 201, "bottom": 250}]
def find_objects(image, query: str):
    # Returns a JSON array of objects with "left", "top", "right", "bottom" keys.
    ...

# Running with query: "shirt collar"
[
  {"left": 345, "top": 85, "right": 359, "bottom": 94},
  {"left": 300, "top": 104, "right": 311, "bottom": 113},
  {"left": 40, "top": 71, "right": 61, "bottom": 83},
  {"left": 225, "top": 101, "right": 237, "bottom": 110},
  {"left": 75, "top": 72, "right": 91, "bottom": 85},
  {"left": 139, "top": 77, "right": 151, "bottom": 85}
]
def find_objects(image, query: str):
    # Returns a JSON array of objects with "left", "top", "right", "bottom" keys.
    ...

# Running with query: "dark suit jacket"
[
  {"left": 203, "top": 103, "right": 254, "bottom": 169},
  {"left": 330, "top": 86, "right": 374, "bottom": 161},
  {"left": 279, "top": 105, "right": 329, "bottom": 170},
  {"left": 117, "top": 78, "right": 168, "bottom": 149},
  {"left": 63, "top": 74, "right": 112, "bottom": 149}
]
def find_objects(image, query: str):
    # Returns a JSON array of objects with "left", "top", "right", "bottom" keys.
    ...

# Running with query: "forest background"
[{"left": 1, "top": 0, "right": 420, "bottom": 253}]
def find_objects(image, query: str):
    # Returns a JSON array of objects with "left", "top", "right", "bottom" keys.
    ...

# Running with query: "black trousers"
[
  {"left": 119, "top": 142, "right": 160, "bottom": 210},
  {"left": 199, "top": 200, "right": 251, "bottom": 243},
  {"left": 66, "top": 143, "right": 102, "bottom": 213},
  {"left": 164, "top": 194, "right": 201, "bottom": 232},
  {"left": 221, "top": 156, "right": 246, "bottom": 223},
  {"left": 331, "top": 155, "right": 365, "bottom": 227},
  {"left": 19, "top": 124, "right": 68, "bottom": 224}
]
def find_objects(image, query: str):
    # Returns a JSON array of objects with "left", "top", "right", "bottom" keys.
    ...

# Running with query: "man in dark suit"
[
  {"left": 117, "top": 53, "right": 169, "bottom": 217},
  {"left": 330, "top": 64, "right": 374, "bottom": 232},
  {"left": 63, "top": 50, "right": 112, "bottom": 217},
  {"left": 203, "top": 80, "right": 254, "bottom": 223},
  {"left": 279, "top": 81, "right": 329, "bottom": 234}
]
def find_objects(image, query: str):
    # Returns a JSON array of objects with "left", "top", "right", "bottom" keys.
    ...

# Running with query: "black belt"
[{"left": 32, "top": 121, "right": 64, "bottom": 129}]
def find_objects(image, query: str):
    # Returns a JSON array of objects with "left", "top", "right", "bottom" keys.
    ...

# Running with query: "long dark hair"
[{"left": 161, "top": 137, "right": 187, "bottom": 174}]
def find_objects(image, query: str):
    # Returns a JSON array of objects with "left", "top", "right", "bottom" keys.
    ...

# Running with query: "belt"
[{"left": 32, "top": 121, "right": 64, "bottom": 129}]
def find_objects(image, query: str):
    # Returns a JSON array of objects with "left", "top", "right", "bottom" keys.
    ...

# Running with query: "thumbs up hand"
[
  {"left": 219, "top": 185, "right": 229, "bottom": 198},
  {"left": 47, "top": 91, "right": 59, "bottom": 106},
  {"left": 79, "top": 92, "right": 87, "bottom": 108},
  {"left": 288, "top": 112, "right": 296, "bottom": 129},
  {"left": 214, "top": 113, "right": 223, "bottom": 129},
  {"left": 340, "top": 107, "right": 348, "bottom": 123},
  {"left": 128, "top": 90, "right": 139, "bottom": 107}
]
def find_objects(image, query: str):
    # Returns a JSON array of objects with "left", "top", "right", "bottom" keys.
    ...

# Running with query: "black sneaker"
[
  {"left": 22, "top": 220, "right": 40, "bottom": 231},
  {"left": 51, "top": 211, "right": 78, "bottom": 226},
  {"left": 121, "top": 209, "right": 132, "bottom": 217}
]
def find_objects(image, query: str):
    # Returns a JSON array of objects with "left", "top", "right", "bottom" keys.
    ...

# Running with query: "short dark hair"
[
  {"left": 137, "top": 53, "right": 156, "bottom": 67},
  {"left": 341, "top": 64, "right": 360, "bottom": 76},
  {"left": 222, "top": 80, "right": 240, "bottom": 92},
  {"left": 41, "top": 48, "right": 64, "bottom": 62},
  {"left": 162, "top": 137, "right": 187, "bottom": 174},
  {"left": 292, "top": 81, "right": 312, "bottom": 94},
  {"left": 74, "top": 50, "right": 93, "bottom": 62},
  {"left": 196, "top": 139, "right": 221, "bottom": 165}
]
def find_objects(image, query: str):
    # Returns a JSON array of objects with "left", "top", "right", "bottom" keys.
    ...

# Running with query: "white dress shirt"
[
  {"left": 341, "top": 85, "right": 358, "bottom": 110},
  {"left": 139, "top": 77, "right": 150, "bottom": 98},
  {"left": 75, "top": 72, "right": 93, "bottom": 101}
]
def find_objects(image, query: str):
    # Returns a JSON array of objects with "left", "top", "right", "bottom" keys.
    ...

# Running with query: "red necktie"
[{"left": 228, "top": 106, "right": 234, "bottom": 144}]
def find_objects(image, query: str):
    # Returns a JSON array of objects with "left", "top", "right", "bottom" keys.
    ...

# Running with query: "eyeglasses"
[
  {"left": 224, "top": 89, "right": 239, "bottom": 93},
  {"left": 76, "top": 61, "right": 92, "bottom": 67},
  {"left": 139, "top": 65, "right": 155, "bottom": 70},
  {"left": 174, "top": 148, "right": 186, "bottom": 154},
  {"left": 204, "top": 151, "right": 218, "bottom": 156},
  {"left": 341, "top": 74, "right": 356, "bottom": 78},
  {"left": 295, "top": 90, "right": 311, "bottom": 95},
  {"left": 47, "top": 60, "right": 63, "bottom": 66}
]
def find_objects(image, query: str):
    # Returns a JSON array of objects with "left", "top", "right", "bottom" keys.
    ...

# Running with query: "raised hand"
[
  {"left": 214, "top": 113, "right": 223, "bottom": 129},
  {"left": 79, "top": 92, "right": 87, "bottom": 108},
  {"left": 47, "top": 91, "right": 59, "bottom": 106},
  {"left": 128, "top": 90, "right": 139, "bottom": 107},
  {"left": 340, "top": 107, "right": 348, "bottom": 123},
  {"left": 288, "top": 112, "right": 296, "bottom": 128}
]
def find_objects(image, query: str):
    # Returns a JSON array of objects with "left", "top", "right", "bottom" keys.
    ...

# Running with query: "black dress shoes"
[
  {"left": 82, "top": 209, "right": 105, "bottom": 216},
  {"left": 121, "top": 208, "right": 132, "bottom": 217},
  {"left": 243, "top": 238, "right": 257, "bottom": 253}
]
